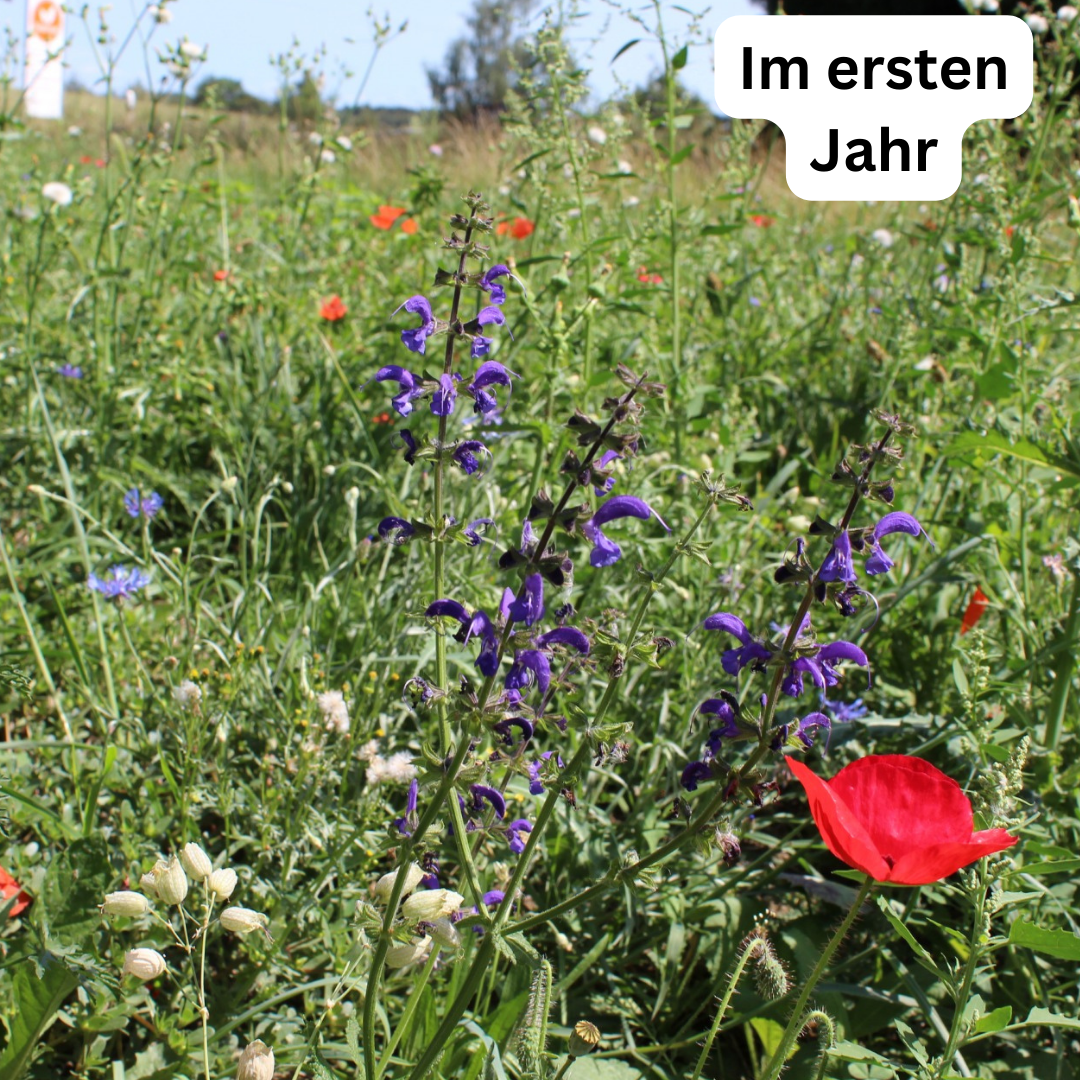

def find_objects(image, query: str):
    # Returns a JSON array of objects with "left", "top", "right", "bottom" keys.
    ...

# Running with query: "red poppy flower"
[
  {"left": 213, "top": 269, "right": 229, "bottom": 281},
  {"left": 749, "top": 214, "right": 775, "bottom": 227},
  {"left": 80, "top": 155, "right": 93, "bottom": 165},
  {"left": 496, "top": 217, "right": 535, "bottom": 240},
  {"left": 372, "top": 411, "right": 394, "bottom": 425},
  {"left": 960, "top": 587, "right": 989, "bottom": 635},
  {"left": 400, "top": 217, "right": 418, "bottom": 236},
  {"left": 788, "top": 755, "right": 1017, "bottom": 886},
  {"left": 320, "top": 295, "right": 347, "bottom": 321},
  {"left": 95, "top": 159, "right": 106, "bottom": 168},
  {"left": 637, "top": 266, "right": 663, "bottom": 284},
  {"left": 1004, "top": 225, "right": 1015, "bottom": 239},
  {"left": 370, "top": 205, "right": 408, "bottom": 230},
  {"left": 0, "top": 866, "right": 31, "bottom": 917}
]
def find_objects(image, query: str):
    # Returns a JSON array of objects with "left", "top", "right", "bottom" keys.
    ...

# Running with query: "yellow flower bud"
[
  {"left": 122, "top": 948, "right": 167, "bottom": 981},
  {"left": 101, "top": 891, "right": 150, "bottom": 917},
  {"left": 236, "top": 1039, "right": 275, "bottom": 1080},
  {"left": 180, "top": 842, "right": 212, "bottom": 882},
  {"left": 401, "top": 889, "right": 464, "bottom": 923},
  {"left": 208, "top": 867, "right": 238, "bottom": 901}
]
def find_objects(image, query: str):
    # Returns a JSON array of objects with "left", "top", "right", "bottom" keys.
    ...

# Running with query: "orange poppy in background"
[
  {"left": 496, "top": 217, "right": 535, "bottom": 240},
  {"left": 370, "top": 205, "right": 408, "bottom": 229},
  {"left": 0, "top": 866, "right": 30, "bottom": 917},
  {"left": 320, "top": 295, "right": 347, "bottom": 321},
  {"left": 749, "top": 214, "right": 775, "bottom": 227},
  {"left": 400, "top": 217, "right": 418, "bottom": 235}
]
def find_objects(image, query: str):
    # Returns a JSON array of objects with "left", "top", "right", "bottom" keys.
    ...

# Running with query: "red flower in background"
[
  {"left": 637, "top": 267, "right": 663, "bottom": 285},
  {"left": 400, "top": 217, "right": 418, "bottom": 235},
  {"left": 1005, "top": 225, "right": 1016, "bottom": 239},
  {"left": 320, "top": 295, "right": 347, "bottom": 321},
  {"left": 370, "top": 205, "right": 416, "bottom": 233},
  {"left": 749, "top": 214, "right": 775, "bottom": 227},
  {"left": 0, "top": 866, "right": 31, "bottom": 917},
  {"left": 213, "top": 269, "right": 229, "bottom": 281},
  {"left": 496, "top": 217, "right": 535, "bottom": 240},
  {"left": 788, "top": 755, "right": 1017, "bottom": 886},
  {"left": 960, "top": 587, "right": 989, "bottom": 635}
]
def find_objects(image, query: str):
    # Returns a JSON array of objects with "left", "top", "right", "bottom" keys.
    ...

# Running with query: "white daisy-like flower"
[
  {"left": 1025, "top": 12, "right": 1049, "bottom": 33},
  {"left": 384, "top": 751, "right": 417, "bottom": 783},
  {"left": 318, "top": 690, "right": 350, "bottom": 735},
  {"left": 587, "top": 125, "right": 607, "bottom": 145},
  {"left": 173, "top": 679, "right": 202, "bottom": 709},
  {"left": 180, "top": 40, "right": 206, "bottom": 60},
  {"left": 42, "top": 182, "right": 73, "bottom": 206},
  {"left": 871, "top": 228, "right": 893, "bottom": 248}
]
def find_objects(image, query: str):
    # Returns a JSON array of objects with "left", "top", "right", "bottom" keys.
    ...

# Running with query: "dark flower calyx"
[
  {"left": 615, "top": 363, "right": 666, "bottom": 398},
  {"left": 567, "top": 411, "right": 603, "bottom": 445}
]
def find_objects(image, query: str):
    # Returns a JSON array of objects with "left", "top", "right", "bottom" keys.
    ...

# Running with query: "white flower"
[
  {"left": 122, "top": 948, "right": 166, "bottom": 980},
  {"left": 1026, "top": 13, "right": 1049, "bottom": 33},
  {"left": 428, "top": 143, "right": 443, "bottom": 157},
  {"left": 587, "top": 125, "right": 607, "bottom": 145},
  {"left": 384, "top": 751, "right": 417, "bottom": 782},
  {"left": 174, "top": 680, "right": 202, "bottom": 709},
  {"left": 871, "top": 228, "right": 893, "bottom": 248},
  {"left": 101, "top": 891, "right": 150, "bottom": 916},
  {"left": 320, "top": 149, "right": 336, "bottom": 165},
  {"left": 358, "top": 738, "right": 380, "bottom": 762},
  {"left": 386, "top": 937, "right": 431, "bottom": 968},
  {"left": 237, "top": 1041, "right": 275, "bottom": 1080},
  {"left": 67, "top": 125, "right": 82, "bottom": 137},
  {"left": 180, "top": 842, "right": 212, "bottom": 882},
  {"left": 617, "top": 159, "right": 632, "bottom": 174},
  {"left": 149, "top": 4, "right": 172, "bottom": 23},
  {"left": 1059, "top": 4, "right": 1078, "bottom": 19},
  {"left": 209, "top": 867, "right": 238, "bottom": 900},
  {"left": 850, "top": 253, "right": 865, "bottom": 269},
  {"left": 401, "top": 889, "right": 464, "bottom": 922},
  {"left": 180, "top": 40, "right": 206, "bottom": 60},
  {"left": 153, "top": 856, "right": 189, "bottom": 905},
  {"left": 220, "top": 906, "right": 270, "bottom": 935},
  {"left": 308, "top": 131, "right": 323, "bottom": 145},
  {"left": 42, "top": 182, "right": 72, "bottom": 206},
  {"left": 317, "top": 690, "right": 350, "bottom": 735},
  {"left": 429, "top": 916, "right": 460, "bottom": 949},
  {"left": 374, "top": 863, "right": 424, "bottom": 902},
  {"left": 336, "top": 135, "right": 353, "bottom": 151},
  {"left": 622, "top": 196, "right": 640, "bottom": 209}
]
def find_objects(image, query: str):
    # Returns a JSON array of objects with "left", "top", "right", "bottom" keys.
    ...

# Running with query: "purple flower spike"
[
  {"left": 431, "top": 373, "right": 459, "bottom": 416},
  {"left": 394, "top": 295, "right": 437, "bottom": 354},
  {"left": 505, "top": 649, "right": 551, "bottom": 696},
  {"left": 453, "top": 440, "right": 489, "bottom": 476},
  {"left": 866, "top": 511, "right": 932, "bottom": 576},
  {"left": 536, "top": 627, "right": 590, "bottom": 654},
  {"left": 470, "top": 783, "right": 507, "bottom": 819},
  {"left": 507, "top": 818, "right": 532, "bottom": 855},
  {"left": 379, "top": 516, "right": 416, "bottom": 543},
  {"left": 425, "top": 598, "right": 470, "bottom": 624},
  {"left": 819, "top": 530, "right": 856, "bottom": 584},
  {"left": 583, "top": 495, "right": 670, "bottom": 568},
  {"left": 376, "top": 365, "right": 424, "bottom": 416},
  {"left": 681, "top": 761, "right": 713, "bottom": 791},
  {"left": 508, "top": 573, "right": 545, "bottom": 628}
]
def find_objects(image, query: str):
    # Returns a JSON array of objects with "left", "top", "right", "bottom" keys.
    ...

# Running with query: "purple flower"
[
  {"left": 702, "top": 613, "right": 773, "bottom": 677},
  {"left": 781, "top": 641, "right": 869, "bottom": 697},
  {"left": 463, "top": 517, "right": 494, "bottom": 546},
  {"left": 593, "top": 450, "right": 621, "bottom": 495},
  {"left": 469, "top": 306, "right": 507, "bottom": 360},
  {"left": 681, "top": 761, "right": 713, "bottom": 791},
  {"left": 468, "top": 361, "right": 518, "bottom": 417},
  {"left": 508, "top": 573, "right": 545, "bottom": 627},
  {"left": 493, "top": 717, "right": 534, "bottom": 746},
  {"left": 431, "top": 372, "right": 460, "bottom": 416},
  {"left": 394, "top": 295, "right": 437, "bottom": 354},
  {"left": 452, "top": 440, "right": 488, "bottom": 475},
  {"left": 378, "top": 516, "right": 415, "bottom": 543},
  {"left": 773, "top": 711, "right": 831, "bottom": 751},
  {"left": 749, "top": 296, "right": 762, "bottom": 307},
  {"left": 88, "top": 565, "right": 151, "bottom": 599},
  {"left": 505, "top": 649, "right": 551, "bottom": 696},
  {"left": 479, "top": 264, "right": 515, "bottom": 306},
  {"left": 124, "top": 488, "right": 164, "bottom": 519},
  {"left": 397, "top": 429, "right": 418, "bottom": 464},
  {"left": 394, "top": 778, "right": 419, "bottom": 836},
  {"left": 583, "top": 495, "right": 670, "bottom": 568},
  {"left": 482, "top": 889, "right": 505, "bottom": 907},
  {"left": 470, "top": 784, "right": 506, "bottom": 819},
  {"left": 507, "top": 818, "right": 532, "bottom": 855},
  {"left": 528, "top": 751, "right": 563, "bottom": 795},
  {"left": 819, "top": 529, "right": 856, "bottom": 585},
  {"left": 698, "top": 698, "right": 741, "bottom": 755},
  {"left": 57, "top": 363, "right": 83, "bottom": 379},
  {"left": 536, "top": 627, "right": 590, "bottom": 654},
  {"left": 825, "top": 697, "right": 867, "bottom": 722},
  {"left": 425, "top": 599, "right": 499, "bottom": 676},
  {"left": 866, "top": 512, "right": 932, "bottom": 575},
  {"left": 376, "top": 365, "right": 424, "bottom": 416}
]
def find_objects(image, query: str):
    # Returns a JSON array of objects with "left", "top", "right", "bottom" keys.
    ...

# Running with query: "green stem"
[
  {"left": 689, "top": 942, "right": 759, "bottom": 1080},
  {"left": 552, "top": 1058, "right": 574, "bottom": 1080},
  {"left": 376, "top": 945, "right": 442, "bottom": 1078},
  {"left": 761, "top": 876, "right": 874, "bottom": 1080},
  {"left": 1044, "top": 568, "right": 1080, "bottom": 749}
]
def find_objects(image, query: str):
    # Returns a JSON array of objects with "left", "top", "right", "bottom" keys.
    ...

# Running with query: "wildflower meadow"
[{"left": 2, "top": 3, "right": 1080, "bottom": 1079}]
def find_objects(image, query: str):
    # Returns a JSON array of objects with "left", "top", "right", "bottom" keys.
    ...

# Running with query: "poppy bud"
[
  {"left": 208, "top": 868, "right": 238, "bottom": 901},
  {"left": 154, "top": 856, "right": 189, "bottom": 906},
  {"left": 101, "top": 891, "right": 150, "bottom": 917},
  {"left": 374, "top": 863, "right": 424, "bottom": 903},
  {"left": 180, "top": 842, "right": 212, "bottom": 882},
  {"left": 122, "top": 947, "right": 167, "bottom": 981},
  {"left": 236, "top": 1040, "right": 275, "bottom": 1080},
  {"left": 401, "top": 889, "right": 464, "bottom": 923},
  {"left": 220, "top": 906, "right": 269, "bottom": 936},
  {"left": 385, "top": 937, "right": 431, "bottom": 968},
  {"left": 568, "top": 1021, "right": 601, "bottom": 1057}
]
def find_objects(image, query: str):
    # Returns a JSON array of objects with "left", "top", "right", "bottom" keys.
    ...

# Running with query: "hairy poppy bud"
[
  {"left": 568, "top": 1021, "right": 601, "bottom": 1057},
  {"left": 154, "top": 856, "right": 189, "bottom": 906},
  {"left": 220, "top": 906, "right": 269, "bottom": 936},
  {"left": 101, "top": 891, "right": 150, "bottom": 917},
  {"left": 374, "top": 863, "right": 424, "bottom": 903},
  {"left": 122, "top": 948, "right": 166, "bottom": 980},
  {"left": 208, "top": 868, "right": 238, "bottom": 901},
  {"left": 385, "top": 937, "right": 431, "bottom": 968},
  {"left": 181, "top": 842, "right": 212, "bottom": 882},
  {"left": 236, "top": 1040, "right": 275, "bottom": 1080},
  {"left": 401, "top": 889, "right": 464, "bottom": 923}
]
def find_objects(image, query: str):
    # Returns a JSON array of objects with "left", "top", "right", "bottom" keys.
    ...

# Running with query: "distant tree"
[
  {"left": 192, "top": 76, "right": 270, "bottom": 114},
  {"left": 426, "top": 0, "right": 536, "bottom": 119},
  {"left": 285, "top": 71, "right": 323, "bottom": 125}
]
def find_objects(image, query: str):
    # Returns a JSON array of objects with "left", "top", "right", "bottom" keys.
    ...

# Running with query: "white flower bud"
[
  {"left": 139, "top": 860, "right": 166, "bottom": 897},
  {"left": 221, "top": 476, "right": 238, "bottom": 493},
  {"left": 42, "top": 182, "right": 73, "bottom": 206},
  {"left": 385, "top": 937, "right": 431, "bottom": 968},
  {"left": 374, "top": 863, "right": 424, "bottom": 903},
  {"left": 208, "top": 867, "right": 238, "bottom": 901},
  {"left": 429, "top": 916, "right": 460, "bottom": 949},
  {"left": 401, "top": 889, "right": 464, "bottom": 923},
  {"left": 220, "top": 906, "right": 270, "bottom": 936},
  {"left": 101, "top": 891, "right": 150, "bottom": 917},
  {"left": 180, "top": 842, "right": 212, "bottom": 882},
  {"left": 122, "top": 947, "right": 166, "bottom": 980},
  {"left": 236, "top": 1040, "right": 275, "bottom": 1080},
  {"left": 154, "top": 856, "right": 189, "bottom": 905}
]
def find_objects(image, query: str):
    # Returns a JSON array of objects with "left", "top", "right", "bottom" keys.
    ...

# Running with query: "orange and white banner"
[{"left": 24, "top": 0, "right": 64, "bottom": 119}]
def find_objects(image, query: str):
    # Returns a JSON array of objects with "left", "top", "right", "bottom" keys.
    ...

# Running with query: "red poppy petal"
[
  {"left": 0, "top": 866, "right": 31, "bottom": 916},
  {"left": 788, "top": 758, "right": 891, "bottom": 880},
  {"left": 888, "top": 830, "right": 1017, "bottom": 885},
  {"left": 961, "top": 587, "right": 989, "bottom": 635},
  {"left": 829, "top": 755, "right": 973, "bottom": 856}
]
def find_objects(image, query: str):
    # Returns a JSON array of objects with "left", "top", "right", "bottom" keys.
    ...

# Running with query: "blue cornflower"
[
  {"left": 506, "top": 818, "right": 532, "bottom": 855},
  {"left": 124, "top": 488, "right": 164, "bottom": 519},
  {"left": 88, "top": 565, "right": 151, "bottom": 599},
  {"left": 57, "top": 363, "right": 83, "bottom": 379},
  {"left": 582, "top": 495, "right": 670, "bottom": 568}
]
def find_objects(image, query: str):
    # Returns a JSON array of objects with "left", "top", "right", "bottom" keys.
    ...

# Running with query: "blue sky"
[{"left": 25, "top": 0, "right": 761, "bottom": 110}]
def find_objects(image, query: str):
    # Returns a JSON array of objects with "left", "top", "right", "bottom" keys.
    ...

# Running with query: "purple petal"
[
  {"left": 591, "top": 495, "right": 654, "bottom": 528},
  {"left": 817, "top": 641, "right": 869, "bottom": 666},
  {"left": 425, "top": 599, "right": 469, "bottom": 625},
  {"left": 471, "top": 784, "right": 506, "bottom": 819},
  {"left": 505, "top": 650, "right": 551, "bottom": 695},
  {"left": 378, "top": 516, "right": 415, "bottom": 541},
  {"left": 508, "top": 573, "right": 545, "bottom": 628},
  {"left": 476, "top": 305, "right": 505, "bottom": 328},
  {"left": 431, "top": 373, "right": 457, "bottom": 416},
  {"left": 536, "top": 627, "right": 590, "bottom": 654},
  {"left": 818, "top": 530, "right": 857, "bottom": 585},
  {"left": 681, "top": 761, "right": 713, "bottom": 791},
  {"left": 873, "top": 512, "right": 925, "bottom": 541},
  {"left": 375, "top": 365, "right": 417, "bottom": 391},
  {"left": 703, "top": 613, "right": 752, "bottom": 645},
  {"left": 469, "top": 361, "right": 517, "bottom": 392}
]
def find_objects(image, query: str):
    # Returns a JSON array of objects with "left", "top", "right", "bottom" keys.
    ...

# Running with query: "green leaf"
[
  {"left": 672, "top": 44, "right": 689, "bottom": 70},
  {"left": 38, "top": 837, "right": 114, "bottom": 943},
  {"left": 1024, "top": 1006, "right": 1080, "bottom": 1031},
  {"left": 875, "top": 896, "right": 939, "bottom": 971},
  {"left": 669, "top": 144, "right": 696, "bottom": 166},
  {"left": 1017, "top": 858, "right": 1080, "bottom": 875},
  {"left": 611, "top": 38, "right": 640, "bottom": 63},
  {"left": 566, "top": 1060, "right": 644, "bottom": 1080},
  {"left": 0, "top": 952, "right": 79, "bottom": 1079},
  {"left": 1008, "top": 920, "right": 1080, "bottom": 959},
  {"left": 345, "top": 1016, "right": 362, "bottom": 1065},
  {"left": 943, "top": 429, "right": 1080, "bottom": 480},
  {"left": 975, "top": 1006, "right": 1012, "bottom": 1033}
]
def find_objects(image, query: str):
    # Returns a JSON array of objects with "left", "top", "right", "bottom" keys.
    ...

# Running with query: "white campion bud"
[
  {"left": 139, "top": 859, "right": 166, "bottom": 897},
  {"left": 208, "top": 867, "right": 238, "bottom": 901},
  {"left": 374, "top": 863, "right": 424, "bottom": 903},
  {"left": 101, "top": 891, "right": 150, "bottom": 917},
  {"left": 220, "top": 906, "right": 270, "bottom": 936},
  {"left": 179, "top": 40, "right": 206, "bottom": 60},
  {"left": 180, "top": 842, "right": 212, "bottom": 882},
  {"left": 401, "top": 889, "right": 464, "bottom": 923},
  {"left": 428, "top": 916, "right": 460, "bottom": 950},
  {"left": 122, "top": 948, "right": 166, "bottom": 980},
  {"left": 385, "top": 937, "right": 431, "bottom": 968},
  {"left": 236, "top": 1040, "right": 275, "bottom": 1080},
  {"left": 154, "top": 856, "right": 189, "bottom": 905}
]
